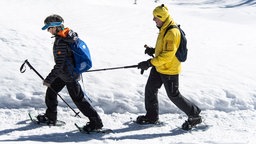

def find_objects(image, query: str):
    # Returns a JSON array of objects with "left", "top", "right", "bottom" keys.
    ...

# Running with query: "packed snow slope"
[{"left": 0, "top": 0, "right": 255, "bottom": 144}]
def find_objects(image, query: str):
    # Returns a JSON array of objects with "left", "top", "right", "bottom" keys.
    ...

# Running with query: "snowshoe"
[
  {"left": 28, "top": 113, "right": 65, "bottom": 126},
  {"left": 75, "top": 123, "right": 113, "bottom": 134},
  {"left": 181, "top": 116, "right": 202, "bottom": 130},
  {"left": 82, "top": 121, "right": 103, "bottom": 132},
  {"left": 135, "top": 115, "right": 159, "bottom": 125},
  {"left": 36, "top": 114, "right": 56, "bottom": 125}
]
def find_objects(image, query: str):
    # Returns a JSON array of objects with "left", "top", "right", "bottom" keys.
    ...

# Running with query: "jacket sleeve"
[
  {"left": 151, "top": 28, "right": 180, "bottom": 66},
  {"left": 44, "top": 38, "right": 69, "bottom": 84}
]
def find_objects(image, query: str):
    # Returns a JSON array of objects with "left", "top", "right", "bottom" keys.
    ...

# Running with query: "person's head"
[
  {"left": 42, "top": 14, "right": 64, "bottom": 35},
  {"left": 153, "top": 4, "right": 170, "bottom": 28}
]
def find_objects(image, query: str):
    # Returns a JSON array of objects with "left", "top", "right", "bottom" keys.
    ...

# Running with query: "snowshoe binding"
[
  {"left": 181, "top": 116, "right": 202, "bottom": 130},
  {"left": 82, "top": 117, "right": 103, "bottom": 132},
  {"left": 75, "top": 116, "right": 113, "bottom": 134},
  {"left": 36, "top": 114, "right": 56, "bottom": 126},
  {"left": 28, "top": 113, "right": 65, "bottom": 126},
  {"left": 136, "top": 115, "right": 159, "bottom": 125}
]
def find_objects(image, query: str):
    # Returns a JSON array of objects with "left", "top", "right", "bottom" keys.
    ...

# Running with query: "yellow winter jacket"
[{"left": 150, "top": 16, "right": 181, "bottom": 75}]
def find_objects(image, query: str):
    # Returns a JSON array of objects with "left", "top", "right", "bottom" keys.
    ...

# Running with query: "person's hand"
[
  {"left": 43, "top": 80, "right": 51, "bottom": 87},
  {"left": 144, "top": 44, "right": 155, "bottom": 57},
  {"left": 137, "top": 59, "right": 152, "bottom": 74}
]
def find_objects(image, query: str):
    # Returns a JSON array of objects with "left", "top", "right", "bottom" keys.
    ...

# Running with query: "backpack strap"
[{"left": 163, "top": 24, "right": 179, "bottom": 37}]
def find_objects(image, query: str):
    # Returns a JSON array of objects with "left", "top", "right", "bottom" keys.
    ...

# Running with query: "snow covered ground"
[{"left": 0, "top": 0, "right": 256, "bottom": 143}]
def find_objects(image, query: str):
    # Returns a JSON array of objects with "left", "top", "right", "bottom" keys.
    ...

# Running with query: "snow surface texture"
[{"left": 0, "top": 0, "right": 255, "bottom": 143}]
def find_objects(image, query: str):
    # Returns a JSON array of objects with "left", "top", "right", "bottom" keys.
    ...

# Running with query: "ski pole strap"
[
  {"left": 20, "top": 60, "right": 27, "bottom": 73},
  {"left": 20, "top": 59, "right": 45, "bottom": 80},
  {"left": 86, "top": 65, "right": 138, "bottom": 72}
]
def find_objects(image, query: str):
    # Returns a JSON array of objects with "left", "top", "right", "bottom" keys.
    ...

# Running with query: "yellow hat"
[{"left": 153, "top": 4, "right": 169, "bottom": 22}]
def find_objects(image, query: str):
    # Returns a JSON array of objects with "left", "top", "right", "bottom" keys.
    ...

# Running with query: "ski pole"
[
  {"left": 20, "top": 59, "right": 44, "bottom": 80},
  {"left": 20, "top": 59, "right": 81, "bottom": 118},
  {"left": 86, "top": 65, "right": 138, "bottom": 72}
]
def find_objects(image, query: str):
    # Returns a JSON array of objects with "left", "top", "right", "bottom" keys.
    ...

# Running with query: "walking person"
[
  {"left": 38, "top": 14, "right": 103, "bottom": 132},
  {"left": 136, "top": 4, "right": 202, "bottom": 130}
]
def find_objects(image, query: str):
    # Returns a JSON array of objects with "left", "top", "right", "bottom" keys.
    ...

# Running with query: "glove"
[
  {"left": 43, "top": 80, "right": 51, "bottom": 87},
  {"left": 137, "top": 59, "right": 152, "bottom": 74},
  {"left": 144, "top": 45, "right": 155, "bottom": 57},
  {"left": 43, "top": 76, "right": 52, "bottom": 87}
]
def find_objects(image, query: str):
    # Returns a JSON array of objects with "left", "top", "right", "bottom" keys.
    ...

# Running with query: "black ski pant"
[
  {"left": 144, "top": 67, "right": 201, "bottom": 120},
  {"left": 45, "top": 77, "right": 100, "bottom": 121}
]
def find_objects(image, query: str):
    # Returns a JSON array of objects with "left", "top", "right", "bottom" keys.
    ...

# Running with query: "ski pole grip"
[
  {"left": 140, "top": 69, "right": 144, "bottom": 75},
  {"left": 144, "top": 44, "right": 150, "bottom": 48}
]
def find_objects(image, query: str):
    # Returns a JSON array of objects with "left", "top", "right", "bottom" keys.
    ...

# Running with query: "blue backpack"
[
  {"left": 69, "top": 38, "right": 92, "bottom": 74},
  {"left": 164, "top": 25, "right": 188, "bottom": 62}
]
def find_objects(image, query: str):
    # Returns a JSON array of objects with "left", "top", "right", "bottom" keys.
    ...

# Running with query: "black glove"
[
  {"left": 144, "top": 45, "right": 155, "bottom": 57},
  {"left": 145, "top": 47, "right": 155, "bottom": 57},
  {"left": 43, "top": 80, "right": 51, "bottom": 87},
  {"left": 43, "top": 75, "right": 53, "bottom": 87},
  {"left": 137, "top": 59, "right": 152, "bottom": 74}
]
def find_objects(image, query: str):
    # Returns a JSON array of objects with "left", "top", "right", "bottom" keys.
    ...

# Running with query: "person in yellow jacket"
[{"left": 136, "top": 4, "right": 202, "bottom": 130}]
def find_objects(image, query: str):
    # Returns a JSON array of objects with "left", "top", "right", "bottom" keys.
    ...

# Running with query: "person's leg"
[
  {"left": 45, "top": 77, "right": 65, "bottom": 122},
  {"left": 137, "top": 67, "right": 163, "bottom": 124},
  {"left": 144, "top": 67, "right": 163, "bottom": 120},
  {"left": 162, "top": 75, "right": 201, "bottom": 117},
  {"left": 162, "top": 74, "right": 202, "bottom": 130},
  {"left": 66, "top": 81, "right": 103, "bottom": 130}
]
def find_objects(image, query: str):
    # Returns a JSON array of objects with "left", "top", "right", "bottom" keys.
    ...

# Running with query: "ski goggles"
[{"left": 41, "top": 22, "right": 63, "bottom": 30}]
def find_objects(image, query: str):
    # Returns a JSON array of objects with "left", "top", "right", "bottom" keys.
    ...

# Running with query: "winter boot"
[
  {"left": 181, "top": 115, "right": 202, "bottom": 130},
  {"left": 36, "top": 114, "right": 56, "bottom": 126},
  {"left": 136, "top": 115, "right": 159, "bottom": 124},
  {"left": 83, "top": 117, "right": 103, "bottom": 132}
]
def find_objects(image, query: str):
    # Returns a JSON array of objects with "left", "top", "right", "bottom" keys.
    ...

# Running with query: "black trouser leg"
[
  {"left": 162, "top": 75, "right": 201, "bottom": 117},
  {"left": 144, "top": 67, "right": 162, "bottom": 120},
  {"left": 66, "top": 81, "right": 101, "bottom": 120},
  {"left": 45, "top": 78, "right": 65, "bottom": 121}
]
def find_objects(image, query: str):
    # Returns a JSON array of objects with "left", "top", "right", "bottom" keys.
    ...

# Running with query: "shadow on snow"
[
  {"left": 0, "top": 120, "right": 211, "bottom": 142},
  {"left": 0, "top": 119, "right": 106, "bottom": 143}
]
